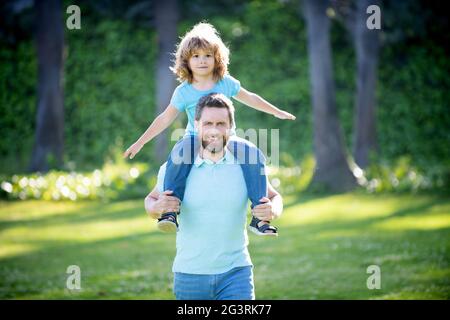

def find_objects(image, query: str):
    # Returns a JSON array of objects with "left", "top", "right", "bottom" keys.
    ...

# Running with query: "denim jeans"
[
  {"left": 164, "top": 134, "right": 267, "bottom": 210},
  {"left": 173, "top": 266, "right": 255, "bottom": 300}
]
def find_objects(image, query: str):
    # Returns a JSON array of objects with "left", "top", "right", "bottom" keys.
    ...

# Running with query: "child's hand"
[
  {"left": 274, "top": 110, "right": 296, "bottom": 120},
  {"left": 123, "top": 142, "right": 143, "bottom": 159}
]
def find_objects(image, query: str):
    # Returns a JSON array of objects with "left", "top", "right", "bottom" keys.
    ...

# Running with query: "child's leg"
[
  {"left": 158, "top": 134, "right": 199, "bottom": 233},
  {"left": 227, "top": 135, "right": 267, "bottom": 209},
  {"left": 164, "top": 134, "right": 199, "bottom": 203},
  {"left": 228, "top": 136, "right": 278, "bottom": 236},
  {"left": 158, "top": 135, "right": 198, "bottom": 232}
]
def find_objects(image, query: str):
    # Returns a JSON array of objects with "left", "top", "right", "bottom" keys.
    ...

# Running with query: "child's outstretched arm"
[
  {"left": 123, "top": 105, "right": 180, "bottom": 159},
  {"left": 234, "top": 87, "right": 296, "bottom": 120}
]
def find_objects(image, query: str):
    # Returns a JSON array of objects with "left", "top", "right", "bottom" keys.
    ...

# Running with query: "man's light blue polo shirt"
[{"left": 156, "top": 150, "right": 253, "bottom": 275}]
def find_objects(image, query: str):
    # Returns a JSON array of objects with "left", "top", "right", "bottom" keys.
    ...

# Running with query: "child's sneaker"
[
  {"left": 157, "top": 212, "right": 178, "bottom": 233},
  {"left": 248, "top": 216, "right": 278, "bottom": 237}
]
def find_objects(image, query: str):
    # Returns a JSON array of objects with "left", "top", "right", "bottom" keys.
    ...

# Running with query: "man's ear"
[{"left": 194, "top": 120, "right": 199, "bottom": 130}]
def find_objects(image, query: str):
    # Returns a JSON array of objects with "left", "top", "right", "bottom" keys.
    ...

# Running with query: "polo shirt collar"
[{"left": 194, "top": 149, "right": 235, "bottom": 167}]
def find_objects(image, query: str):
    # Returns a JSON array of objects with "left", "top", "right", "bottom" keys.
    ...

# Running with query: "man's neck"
[{"left": 199, "top": 147, "right": 225, "bottom": 163}]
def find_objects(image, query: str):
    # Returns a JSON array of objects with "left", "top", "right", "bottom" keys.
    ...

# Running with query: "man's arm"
[
  {"left": 251, "top": 180, "right": 283, "bottom": 222},
  {"left": 144, "top": 186, "right": 161, "bottom": 219},
  {"left": 267, "top": 181, "right": 283, "bottom": 219},
  {"left": 144, "top": 186, "right": 180, "bottom": 220}
]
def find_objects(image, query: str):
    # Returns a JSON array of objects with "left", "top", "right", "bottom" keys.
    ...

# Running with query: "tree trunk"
[
  {"left": 29, "top": 0, "right": 64, "bottom": 172},
  {"left": 353, "top": 0, "right": 380, "bottom": 168},
  {"left": 154, "top": 0, "right": 179, "bottom": 163},
  {"left": 304, "top": 0, "right": 357, "bottom": 192}
]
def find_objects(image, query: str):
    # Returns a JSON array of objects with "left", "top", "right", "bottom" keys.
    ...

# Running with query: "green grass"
[{"left": 0, "top": 193, "right": 449, "bottom": 299}]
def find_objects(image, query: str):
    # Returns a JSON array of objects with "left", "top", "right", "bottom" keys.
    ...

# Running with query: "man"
[{"left": 145, "top": 93, "right": 283, "bottom": 300}]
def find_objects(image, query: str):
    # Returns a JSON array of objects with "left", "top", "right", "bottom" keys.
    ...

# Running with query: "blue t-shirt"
[{"left": 170, "top": 74, "right": 241, "bottom": 135}]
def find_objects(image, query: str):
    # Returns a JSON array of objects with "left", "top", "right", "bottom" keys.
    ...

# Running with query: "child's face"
[{"left": 188, "top": 49, "right": 215, "bottom": 78}]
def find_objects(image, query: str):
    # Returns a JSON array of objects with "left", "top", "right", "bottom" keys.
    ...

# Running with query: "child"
[{"left": 124, "top": 22, "right": 295, "bottom": 236}]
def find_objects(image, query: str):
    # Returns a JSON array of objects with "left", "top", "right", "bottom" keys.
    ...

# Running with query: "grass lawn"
[{"left": 0, "top": 193, "right": 449, "bottom": 299}]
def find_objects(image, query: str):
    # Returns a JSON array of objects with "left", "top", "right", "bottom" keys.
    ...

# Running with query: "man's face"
[{"left": 195, "top": 107, "right": 231, "bottom": 154}]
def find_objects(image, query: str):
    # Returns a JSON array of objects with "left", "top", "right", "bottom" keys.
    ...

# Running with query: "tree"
[
  {"left": 29, "top": 0, "right": 65, "bottom": 172},
  {"left": 303, "top": 0, "right": 357, "bottom": 192},
  {"left": 153, "top": 0, "right": 179, "bottom": 162},
  {"left": 330, "top": 0, "right": 381, "bottom": 169},
  {"left": 353, "top": 0, "right": 381, "bottom": 168}
]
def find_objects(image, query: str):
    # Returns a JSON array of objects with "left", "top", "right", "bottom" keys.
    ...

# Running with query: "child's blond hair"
[{"left": 171, "top": 22, "right": 230, "bottom": 83}]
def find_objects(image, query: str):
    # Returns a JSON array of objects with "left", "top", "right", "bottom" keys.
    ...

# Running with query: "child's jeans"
[
  {"left": 164, "top": 134, "right": 267, "bottom": 210},
  {"left": 173, "top": 265, "right": 255, "bottom": 300}
]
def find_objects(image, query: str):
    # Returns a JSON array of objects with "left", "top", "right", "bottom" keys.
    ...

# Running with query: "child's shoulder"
[
  {"left": 222, "top": 73, "right": 237, "bottom": 82},
  {"left": 218, "top": 74, "right": 241, "bottom": 96},
  {"left": 221, "top": 73, "right": 240, "bottom": 85},
  {"left": 175, "top": 80, "right": 189, "bottom": 90},
  {"left": 173, "top": 80, "right": 191, "bottom": 96}
]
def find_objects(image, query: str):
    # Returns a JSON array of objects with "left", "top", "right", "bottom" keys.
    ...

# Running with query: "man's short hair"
[{"left": 195, "top": 93, "right": 235, "bottom": 127}]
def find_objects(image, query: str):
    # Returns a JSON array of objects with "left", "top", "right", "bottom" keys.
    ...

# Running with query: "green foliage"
[
  {"left": 362, "top": 156, "right": 450, "bottom": 194},
  {"left": 226, "top": 0, "right": 313, "bottom": 159},
  {"left": 0, "top": 41, "right": 37, "bottom": 173},
  {"left": 377, "top": 45, "right": 450, "bottom": 168},
  {"left": 267, "top": 154, "right": 315, "bottom": 195},
  {"left": 0, "top": 18, "right": 158, "bottom": 173},
  {"left": 0, "top": 0, "right": 448, "bottom": 193},
  {"left": 64, "top": 19, "right": 158, "bottom": 170},
  {"left": 0, "top": 151, "right": 157, "bottom": 201}
]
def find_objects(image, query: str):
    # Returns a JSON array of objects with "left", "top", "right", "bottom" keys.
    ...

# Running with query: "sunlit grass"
[
  {"left": 0, "top": 243, "right": 37, "bottom": 259},
  {"left": 374, "top": 214, "right": 450, "bottom": 231},
  {"left": 0, "top": 193, "right": 449, "bottom": 299}
]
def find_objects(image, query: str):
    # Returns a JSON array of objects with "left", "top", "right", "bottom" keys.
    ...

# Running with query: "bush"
[
  {"left": 362, "top": 156, "right": 450, "bottom": 194},
  {"left": 0, "top": 155, "right": 157, "bottom": 202}
]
